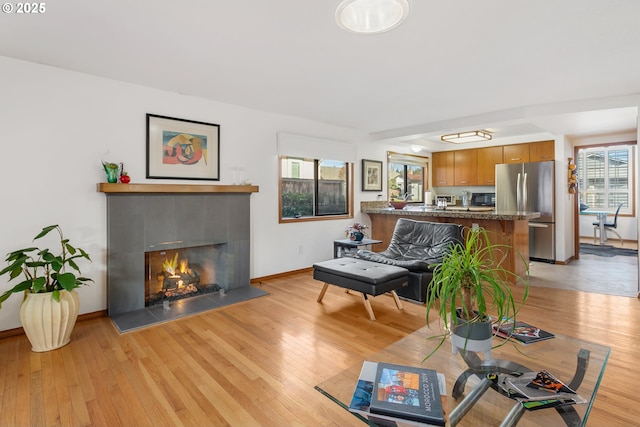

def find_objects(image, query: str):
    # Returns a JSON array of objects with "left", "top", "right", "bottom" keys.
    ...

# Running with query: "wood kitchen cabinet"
[
  {"left": 529, "top": 140, "right": 555, "bottom": 161},
  {"left": 454, "top": 149, "right": 478, "bottom": 185},
  {"left": 477, "top": 146, "right": 503, "bottom": 185},
  {"left": 503, "top": 144, "right": 530, "bottom": 164},
  {"left": 432, "top": 151, "right": 454, "bottom": 186},
  {"left": 432, "top": 139, "right": 554, "bottom": 188}
]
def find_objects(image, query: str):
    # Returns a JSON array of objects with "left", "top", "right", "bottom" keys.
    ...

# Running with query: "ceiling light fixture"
[
  {"left": 411, "top": 145, "right": 422, "bottom": 153},
  {"left": 336, "top": 0, "right": 410, "bottom": 34},
  {"left": 441, "top": 130, "right": 493, "bottom": 144}
]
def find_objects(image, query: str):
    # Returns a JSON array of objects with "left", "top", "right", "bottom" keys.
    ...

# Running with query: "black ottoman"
[{"left": 313, "top": 258, "right": 409, "bottom": 321}]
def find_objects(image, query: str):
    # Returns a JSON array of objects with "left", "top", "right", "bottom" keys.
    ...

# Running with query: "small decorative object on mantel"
[
  {"left": 568, "top": 158, "right": 578, "bottom": 194},
  {"left": 102, "top": 160, "right": 120, "bottom": 183},
  {"left": 119, "top": 162, "right": 131, "bottom": 184},
  {"left": 346, "top": 222, "right": 369, "bottom": 242}
]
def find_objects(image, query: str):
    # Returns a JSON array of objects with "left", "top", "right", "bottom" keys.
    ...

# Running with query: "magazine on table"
[
  {"left": 349, "top": 361, "right": 446, "bottom": 427},
  {"left": 492, "top": 320, "right": 555, "bottom": 344},
  {"left": 494, "top": 370, "right": 586, "bottom": 409}
]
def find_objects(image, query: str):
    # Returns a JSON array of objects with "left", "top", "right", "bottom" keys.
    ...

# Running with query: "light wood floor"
[{"left": 0, "top": 271, "right": 638, "bottom": 426}]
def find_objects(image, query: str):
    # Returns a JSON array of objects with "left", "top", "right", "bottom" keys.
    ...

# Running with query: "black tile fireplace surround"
[{"left": 100, "top": 185, "right": 259, "bottom": 331}]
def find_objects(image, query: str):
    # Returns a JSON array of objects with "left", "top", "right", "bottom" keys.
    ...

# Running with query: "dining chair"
[{"left": 593, "top": 203, "right": 624, "bottom": 245}]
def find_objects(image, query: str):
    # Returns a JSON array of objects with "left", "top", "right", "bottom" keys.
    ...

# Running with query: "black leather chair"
[
  {"left": 593, "top": 203, "right": 624, "bottom": 245},
  {"left": 357, "top": 218, "right": 464, "bottom": 302}
]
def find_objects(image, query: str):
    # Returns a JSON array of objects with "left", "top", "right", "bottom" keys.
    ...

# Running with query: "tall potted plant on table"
[
  {"left": 0, "top": 225, "right": 93, "bottom": 352},
  {"left": 424, "top": 227, "right": 529, "bottom": 358}
]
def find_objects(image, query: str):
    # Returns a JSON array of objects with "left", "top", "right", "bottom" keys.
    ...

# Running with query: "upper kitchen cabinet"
[
  {"left": 477, "top": 146, "right": 503, "bottom": 185},
  {"left": 431, "top": 139, "right": 554, "bottom": 188},
  {"left": 529, "top": 140, "right": 555, "bottom": 162},
  {"left": 503, "top": 144, "right": 530, "bottom": 164},
  {"left": 454, "top": 149, "right": 478, "bottom": 185},
  {"left": 432, "top": 151, "right": 454, "bottom": 186}
]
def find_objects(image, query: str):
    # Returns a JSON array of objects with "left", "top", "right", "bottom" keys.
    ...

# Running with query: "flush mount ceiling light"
[
  {"left": 441, "top": 130, "right": 493, "bottom": 144},
  {"left": 411, "top": 145, "right": 423, "bottom": 153},
  {"left": 336, "top": 0, "right": 410, "bottom": 34}
]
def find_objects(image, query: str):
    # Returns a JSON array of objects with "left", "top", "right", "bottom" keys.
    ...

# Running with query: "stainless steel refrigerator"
[{"left": 496, "top": 161, "right": 555, "bottom": 263}]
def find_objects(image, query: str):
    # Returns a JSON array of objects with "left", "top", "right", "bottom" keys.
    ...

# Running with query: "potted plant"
[
  {"left": 0, "top": 224, "right": 93, "bottom": 352},
  {"left": 424, "top": 226, "right": 529, "bottom": 358}
]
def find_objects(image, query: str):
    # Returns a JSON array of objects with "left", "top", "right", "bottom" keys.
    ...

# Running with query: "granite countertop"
[{"left": 360, "top": 202, "right": 540, "bottom": 221}]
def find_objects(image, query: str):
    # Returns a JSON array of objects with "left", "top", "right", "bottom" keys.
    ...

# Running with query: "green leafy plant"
[
  {"left": 424, "top": 226, "right": 529, "bottom": 357},
  {"left": 0, "top": 225, "right": 93, "bottom": 307}
]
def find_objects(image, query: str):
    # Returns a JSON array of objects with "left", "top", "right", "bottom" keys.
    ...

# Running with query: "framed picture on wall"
[
  {"left": 146, "top": 114, "right": 220, "bottom": 180},
  {"left": 362, "top": 159, "right": 383, "bottom": 191}
]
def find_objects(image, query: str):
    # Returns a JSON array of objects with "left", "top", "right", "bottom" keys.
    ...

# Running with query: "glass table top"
[{"left": 316, "top": 325, "right": 610, "bottom": 426}]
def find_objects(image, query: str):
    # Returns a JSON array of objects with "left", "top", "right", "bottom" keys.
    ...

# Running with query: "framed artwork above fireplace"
[{"left": 146, "top": 113, "right": 220, "bottom": 180}]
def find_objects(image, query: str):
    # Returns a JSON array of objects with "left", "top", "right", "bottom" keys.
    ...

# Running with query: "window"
[
  {"left": 280, "top": 156, "right": 353, "bottom": 221},
  {"left": 387, "top": 152, "right": 428, "bottom": 203},
  {"left": 577, "top": 145, "right": 633, "bottom": 213}
]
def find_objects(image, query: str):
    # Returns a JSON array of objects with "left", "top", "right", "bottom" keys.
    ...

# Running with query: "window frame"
[
  {"left": 387, "top": 151, "right": 429, "bottom": 203},
  {"left": 278, "top": 155, "right": 354, "bottom": 224},
  {"left": 577, "top": 142, "right": 635, "bottom": 216}
]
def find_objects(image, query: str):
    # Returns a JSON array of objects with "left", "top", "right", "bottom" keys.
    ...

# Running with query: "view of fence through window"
[
  {"left": 578, "top": 145, "right": 631, "bottom": 211},
  {"left": 280, "top": 156, "right": 348, "bottom": 219}
]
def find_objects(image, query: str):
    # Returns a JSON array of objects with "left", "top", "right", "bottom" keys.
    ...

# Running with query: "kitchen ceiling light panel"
[
  {"left": 336, "top": 0, "right": 410, "bottom": 34},
  {"left": 441, "top": 130, "right": 493, "bottom": 144}
]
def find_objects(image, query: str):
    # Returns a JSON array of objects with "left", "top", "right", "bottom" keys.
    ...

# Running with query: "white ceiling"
[{"left": 1, "top": 0, "right": 639, "bottom": 150}]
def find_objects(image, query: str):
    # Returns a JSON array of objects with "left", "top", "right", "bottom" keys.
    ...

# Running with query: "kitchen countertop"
[{"left": 361, "top": 205, "right": 541, "bottom": 221}]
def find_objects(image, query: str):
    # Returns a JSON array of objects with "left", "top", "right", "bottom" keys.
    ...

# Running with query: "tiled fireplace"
[{"left": 99, "top": 184, "right": 263, "bottom": 332}]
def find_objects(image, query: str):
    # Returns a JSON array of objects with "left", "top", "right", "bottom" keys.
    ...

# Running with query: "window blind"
[{"left": 277, "top": 132, "right": 356, "bottom": 163}]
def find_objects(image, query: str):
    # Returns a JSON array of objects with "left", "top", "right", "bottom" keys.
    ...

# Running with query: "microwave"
[
  {"left": 436, "top": 195, "right": 457, "bottom": 205},
  {"left": 470, "top": 193, "right": 495, "bottom": 207}
]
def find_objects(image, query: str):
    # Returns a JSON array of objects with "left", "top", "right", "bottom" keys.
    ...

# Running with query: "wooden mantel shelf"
[{"left": 97, "top": 183, "right": 259, "bottom": 194}]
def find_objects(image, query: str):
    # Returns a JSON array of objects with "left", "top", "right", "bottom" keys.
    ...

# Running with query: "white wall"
[
  {"left": 0, "top": 56, "right": 376, "bottom": 330},
  {"left": 554, "top": 135, "right": 575, "bottom": 263}
]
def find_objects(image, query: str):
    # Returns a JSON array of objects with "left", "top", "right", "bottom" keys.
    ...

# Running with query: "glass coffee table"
[{"left": 315, "top": 325, "right": 610, "bottom": 426}]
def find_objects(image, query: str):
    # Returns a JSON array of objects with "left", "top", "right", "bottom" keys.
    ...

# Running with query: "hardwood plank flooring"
[{"left": 0, "top": 271, "right": 638, "bottom": 426}]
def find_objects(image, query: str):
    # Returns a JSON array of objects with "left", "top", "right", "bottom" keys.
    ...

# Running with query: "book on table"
[
  {"left": 492, "top": 320, "right": 555, "bottom": 344},
  {"left": 349, "top": 361, "right": 446, "bottom": 427}
]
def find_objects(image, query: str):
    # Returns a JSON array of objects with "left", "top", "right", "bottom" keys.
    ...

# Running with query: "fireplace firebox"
[{"left": 144, "top": 243, "right": 226, "bottom": 307}]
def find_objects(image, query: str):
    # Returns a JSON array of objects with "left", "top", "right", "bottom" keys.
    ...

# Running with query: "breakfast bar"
[{"left": 360, "top": 202, "right": 541, "bottom": 281}]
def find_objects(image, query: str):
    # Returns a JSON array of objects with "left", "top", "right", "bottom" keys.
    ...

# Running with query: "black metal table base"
[{"left": 448, "top": 348, "right": 590, "bottom": 427}]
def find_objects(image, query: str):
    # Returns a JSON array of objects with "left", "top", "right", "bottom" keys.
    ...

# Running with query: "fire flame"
[
  {"left": 179, "top": 259, "right": 189, "bottom": 274},
  {"left": 162, "top": 253, "right": 179, "bottom": 276},
  {"left": 162, "top": 252, "right": 192, "bottom": 276}
]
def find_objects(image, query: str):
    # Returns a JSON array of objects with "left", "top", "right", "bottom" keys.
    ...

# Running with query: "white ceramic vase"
[{"left": 19, "top": 289, "right": 80, "bottom": 352}]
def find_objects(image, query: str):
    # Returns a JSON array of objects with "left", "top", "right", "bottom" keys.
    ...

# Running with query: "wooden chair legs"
[
  {"left": 390, "top": 290, "right": 403, "bottom": 310},
  {"left": 316, "top": 283, "right": 329, "bottom": 303},
  {"left": 361, "top": 293, "right": 376, "bottom": 321},
  {"left": 317, "top": 282, "right": 404, "bottom": 321}
]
